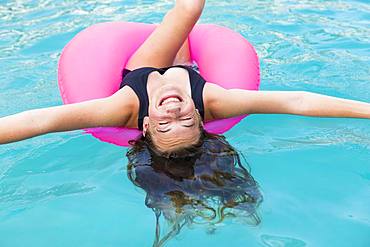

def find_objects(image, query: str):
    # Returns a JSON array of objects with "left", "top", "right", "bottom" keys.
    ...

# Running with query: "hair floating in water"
[{"left": 127, "top": 132, "right": 263, "bottom": 246}]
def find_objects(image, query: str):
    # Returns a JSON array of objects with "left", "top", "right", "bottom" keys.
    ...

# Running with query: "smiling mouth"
[{"left": 159, "top": 95, "right": 183, "bottom": 106}]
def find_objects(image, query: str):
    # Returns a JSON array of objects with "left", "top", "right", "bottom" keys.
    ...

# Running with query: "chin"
[{"left": 158, "top": 84, "right": 182, "bottom": 93}]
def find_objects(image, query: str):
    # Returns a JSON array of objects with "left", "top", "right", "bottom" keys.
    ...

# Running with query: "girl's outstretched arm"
[
  {"left": 0, "top": 87, "right": 135, "bottom": 144},
  {"left": 205, "top": 83, "right": 370, "bottom": 120}
]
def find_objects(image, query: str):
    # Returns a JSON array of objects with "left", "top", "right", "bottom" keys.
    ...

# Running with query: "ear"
[
  {"left": 142, "top": 116, "right": 150, "bottom": 137},
  {"left": 195, "top": 109, "right": 204, "bottom": 127}
]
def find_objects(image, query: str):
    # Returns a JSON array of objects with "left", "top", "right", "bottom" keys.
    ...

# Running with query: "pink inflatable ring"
[{"left": 58, "top": 22, "right": 260, "bottom": 146}]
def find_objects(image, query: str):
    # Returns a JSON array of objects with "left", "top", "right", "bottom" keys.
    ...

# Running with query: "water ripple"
[
  {"left": 260, "top": 234, "right": 306, "bottom": 247},
  {"left": 0, "top": 182, "right": 95, "bottom": 219}
]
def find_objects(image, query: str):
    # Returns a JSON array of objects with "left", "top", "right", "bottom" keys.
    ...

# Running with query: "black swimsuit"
[{"left": 120, "top": 65, "right": 206, "bottom": 130}]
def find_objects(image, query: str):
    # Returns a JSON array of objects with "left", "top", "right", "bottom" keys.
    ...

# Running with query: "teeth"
[{"left": 161, "top": 97, "right": 180, "bottom": 105}]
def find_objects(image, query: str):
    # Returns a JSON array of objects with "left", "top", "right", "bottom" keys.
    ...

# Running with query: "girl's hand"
[{"left": 176, "top": 0, "right": 205, "bottom": 16}]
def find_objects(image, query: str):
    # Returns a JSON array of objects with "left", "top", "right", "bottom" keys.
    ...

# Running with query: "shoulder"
[
  {"left": 104, "top": 86, "right": 139, "bottom": 127},
  {"left": 203, "top": 82, "right": 229, "bottom": 120},
  {"left": 109, "top": 86, "right": 139, "bottom": 106},
  {"left": 203, "top": 83, "right": 261, "bottom": 120},
  {"left": 203, "top": 82, "right": 227, "bottom": 103}
]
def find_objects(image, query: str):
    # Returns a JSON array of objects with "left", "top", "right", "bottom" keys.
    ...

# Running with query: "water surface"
[{"left": 0, "top": 1, "right": 369, "bottom": 246}]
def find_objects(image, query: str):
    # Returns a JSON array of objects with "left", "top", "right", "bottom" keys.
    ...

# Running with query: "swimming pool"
[{"left": 0, "top": 0, "right": 369, "bottom": 246}]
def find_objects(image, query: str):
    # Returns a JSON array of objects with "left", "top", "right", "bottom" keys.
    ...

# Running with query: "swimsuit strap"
[{"left": 120, "top": 65, "right": 206, "bottom": 130}]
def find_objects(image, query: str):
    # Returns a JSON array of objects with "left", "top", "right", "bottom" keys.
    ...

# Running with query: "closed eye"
[
  {"left": 183, "top": 123, "right": 195, "bottom": 128},
  {"left": 181, "top": 117, "right": 194, "bottom": 127},
  {"left": 157, "top": 129, "right": 170, "bottom": 133},
  {"left": 159, "top": 122, "right": 169, "bottom": 125}
]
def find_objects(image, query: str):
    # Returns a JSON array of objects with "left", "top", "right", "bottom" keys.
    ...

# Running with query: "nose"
[{"left": 165, "top": 104, "right": 181, "bottom": 116}]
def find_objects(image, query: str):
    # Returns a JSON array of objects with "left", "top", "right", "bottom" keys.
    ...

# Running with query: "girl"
[{"left": 0, "top": 0, "right": 369, "bottom": 154}]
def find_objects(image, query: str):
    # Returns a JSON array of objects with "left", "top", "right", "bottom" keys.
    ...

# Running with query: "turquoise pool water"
[{"left": 0, "top": 0, "right": 369, "bottom": 246}]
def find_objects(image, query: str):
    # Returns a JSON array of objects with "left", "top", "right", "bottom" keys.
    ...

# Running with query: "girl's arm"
[
  {"left": 204, "top": 83, "right": 370, "bottom": 120},
  {"left": 0, "top": 87, "right": 136, "bottom": 144}
]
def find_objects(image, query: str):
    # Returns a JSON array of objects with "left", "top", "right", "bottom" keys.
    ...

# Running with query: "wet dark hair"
[{"left": 127, "top": 130, "right": 262, "bottom": 247}]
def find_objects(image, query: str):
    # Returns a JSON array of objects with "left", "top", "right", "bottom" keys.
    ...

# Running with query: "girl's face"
[{"left": 144, "top": 83, "right": 202, "bottom": 151}]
